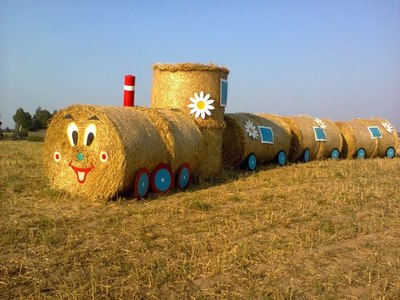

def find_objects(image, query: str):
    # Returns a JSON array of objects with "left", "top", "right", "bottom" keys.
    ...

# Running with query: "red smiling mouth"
[{"left": 68, "top": 162, "right": 94, "bottom": 184}]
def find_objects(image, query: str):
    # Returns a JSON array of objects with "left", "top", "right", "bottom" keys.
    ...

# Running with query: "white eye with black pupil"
[
  {"left": 67, "top": 123, "right": 79, "bottom": 147},
  {"left": 84, "top": 124, "right": 96, "bottom": 146}
]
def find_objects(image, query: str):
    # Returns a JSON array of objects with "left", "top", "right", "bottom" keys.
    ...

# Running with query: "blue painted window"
[
  {"left": 258, "top": 126, "right": 274, "bottom": 144},
  {"left": 220, "top": 79, "right": 228, "bottom": 107},
  {"left": 368, "top": 126, "right": 382, "bottom": 139},
  {"left": 313, "top": 127, "right": 327, "bottom": 141}
]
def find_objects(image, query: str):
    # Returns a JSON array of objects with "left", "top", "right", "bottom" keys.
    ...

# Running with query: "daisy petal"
[
  {"left": 206, "top": 99, "right": 214, "bottom": 104},
  {"left": 188, "top": 103, "right": 196, "bottom": 108},
  {"left": 205, "top": 109, "right": 211, "bottom": 116},
  {"left": 200, "top": 91, "right": 204, "bottom": 99},
  {"left": 190, "top": 108, "right": 197, "bottom": 114},
  {"left": 200, "top": 111, "right": 206, "bottom": 119},
  {"left": 204, "top": 94, "right": 210, "bottom": 101},
  {"left": 195, "top": 110, "right": 201, "bottom": 119},
  {"left": 189, "top": 97, "right": 196, "bottom": 103}
]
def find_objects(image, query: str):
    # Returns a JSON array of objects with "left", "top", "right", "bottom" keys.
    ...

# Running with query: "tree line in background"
[{"left": 11, "top": 107, "right": 57, "bottom": 133}]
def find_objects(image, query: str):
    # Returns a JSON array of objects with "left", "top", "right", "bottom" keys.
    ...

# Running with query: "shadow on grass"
[{"left": 112, "top": 161, "right": 291, "bottom": 203}]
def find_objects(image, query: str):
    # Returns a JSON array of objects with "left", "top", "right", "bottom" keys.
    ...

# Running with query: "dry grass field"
[{"left": 1, "top": 141, "right": 400, "bottom": 299}]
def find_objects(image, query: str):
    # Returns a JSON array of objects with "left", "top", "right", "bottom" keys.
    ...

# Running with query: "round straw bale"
[
  {"left": 222, "top": 113, "right": 291, "bottom": 168},
  {"left": 44, "top": 104, "right": 172, "bottom": 200},
  {"left": 282, "top": 116, "right": 322, "bottom": 161},
  {"left": 355, "top": 118, "right": 398, "bottom": 158},
  {"left": 198, "top": 128, "right": 224, "bottom": 177},
  {"left": 256, "top": 113, "right": 291, "bottom": 160},
  {"left": 222, "top": 114, "right": 246, "bottom": 168},
  {"left": 316, "top": 118, "right": 343, "bottom": 159},
  {"left": 335, "top": 119, "right": 378, "bottom": 159},
  {"left": 151, "top": 63, "right": 229, "bottom": 127},
  {"left": 335, "top": 121, "right": 356, "bottom": 159},
  {"left": 141, "top": 108, "right": 204, "bottom": 173}
]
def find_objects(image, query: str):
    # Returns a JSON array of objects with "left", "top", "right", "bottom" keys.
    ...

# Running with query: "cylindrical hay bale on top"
[
  {"left": 151, "top": 63, "right": 229, "bottom": 126},
  {"left": 282, "top": 116, "right": 322, "bottom": 162},
  {"left": 151, "top": 63, "right": 229, "bottom": 177},
  {"left": 335, "top": 119, "right": 378, "bottom": 159},
  {"left": 356, "top": 118, "right": 398, "bottom": 158},
  {"left": 222, "top": 113, "right": 291, "bottom": 168},
  {"left": 44, "top": 105, "right": 170, "bottom": 200},
  {"left": 316, "top": 118, "right": 343, "bottom": 159}
]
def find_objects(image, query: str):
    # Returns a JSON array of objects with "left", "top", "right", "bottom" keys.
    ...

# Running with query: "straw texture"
[
  {"left": 356, "top": 118, "right": 398, "bottom": 157},
  {"left": 142, "top": 108, "right": 203, "bottom": 173},
  {"left": 151, "top": 63, "right": 229, "bottom": 177},
  {"left": 222, "top": 113, "right": 291, "bottom": 167},
  {"left": 335, "top": 119, "right": 378, "bottom": 159},
  {"left": 282, "top": 116, "right": 322, "bottom": 161},
  {"left": 151, "top": 63, "right": 229, "bottom": 127},
  {"left": 199, "top": 128, "right": 224, "bottom": 177},
  {"left": 44, "top": 105, "right": 170, "bottom": 199},
  {"left": 316, "top": 118, "right": 343, "bottom": 159}
]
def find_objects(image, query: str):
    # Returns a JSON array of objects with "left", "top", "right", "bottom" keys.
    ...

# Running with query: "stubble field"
[{"left": 0, "top": 141, "right": 400, "bottom": 299}]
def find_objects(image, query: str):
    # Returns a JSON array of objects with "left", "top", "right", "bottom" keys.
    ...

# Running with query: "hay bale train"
[{"left": 44, "top": 63, "right": 398, "bottom": 200}]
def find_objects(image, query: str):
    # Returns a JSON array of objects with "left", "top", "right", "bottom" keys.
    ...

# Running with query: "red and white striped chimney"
[{"left": 123, "top": 75, "right": 135, "bottom": 107}]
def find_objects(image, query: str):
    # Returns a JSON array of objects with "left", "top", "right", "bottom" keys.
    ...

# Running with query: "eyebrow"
[
  {"left": 88, "top": 115, "right": 99, "bottom": 121},
  {"left": 64, "top": 114, "right": 74, "bottom": 120}
]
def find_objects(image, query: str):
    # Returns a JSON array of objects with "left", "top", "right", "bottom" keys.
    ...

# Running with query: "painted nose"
[{"left": 77, "top": 152, "right": 84, "bottom": 162}]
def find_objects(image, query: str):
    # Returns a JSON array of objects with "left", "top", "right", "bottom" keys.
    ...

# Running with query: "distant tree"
[
  {"left": 5, "top": 127, "right": 10, "bottom": 132},
  {"left": 13, "top": 108, "right": 33, "bottom": 132},
  {"left": 32, "top": 107, "right": 52, "bottom": 130}
]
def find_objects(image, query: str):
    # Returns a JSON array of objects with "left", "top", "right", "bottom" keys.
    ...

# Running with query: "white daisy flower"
[
  {"left": 188, "top": 91, "right": 215, "bottom": 119},
  {"left": 382, "top": 121, "right": 394, "bottom": 134},
  {"left": 244, "top": 120, "right": 259, "bottom": 139},
  {"left": 315, "top": 118, "right": 327, "bottom": 129}
]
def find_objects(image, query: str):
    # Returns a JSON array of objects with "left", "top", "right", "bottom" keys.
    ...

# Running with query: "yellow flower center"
[{"left": 196, "top": 101, "right": 205, "bottom": 110}]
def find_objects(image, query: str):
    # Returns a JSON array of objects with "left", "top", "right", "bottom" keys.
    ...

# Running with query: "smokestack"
[{"left": 123, "top": 75, "right": 135, "bottom": 107}]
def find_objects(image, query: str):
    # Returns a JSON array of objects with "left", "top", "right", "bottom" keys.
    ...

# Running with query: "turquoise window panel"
[
  {"left": 368, "top": 126, "right": 382, "bottom": 139},
  {"left": 220, "top": 79, "right": 228, "bottom": 107},
  {"left": 313, "top": 126, "right": 327, "bottom": 141},
  {"left": 258, "top": 126, "right": 274, "bottom": 144}
]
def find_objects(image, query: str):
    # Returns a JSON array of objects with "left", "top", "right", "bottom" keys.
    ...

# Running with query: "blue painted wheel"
[
  {"left": 177, "top": 163, "right": 190, "bottom": 189},
  {"left": 277, "top": 150, "right": 287, "bottom": 166},
  {"left": 134, "top": 168, "right": 150, "bottom": 200},
  {"left": 356, "top": 148, "right": 366, "bottom": 159},
  {"left": 386, "top": 147, "right": 395, "bottom": 159},
  {"left": 151, "top": 163, "right": 174, "bottom": 193},
  {"left": 331, "top": 148, "right": 340, "bottom": 160},
  {"left": 303, "top": 149, "right": 311, "bottom": 163},
  {"left": 246, "top": 153, "right": 257, "bottom": 171}
]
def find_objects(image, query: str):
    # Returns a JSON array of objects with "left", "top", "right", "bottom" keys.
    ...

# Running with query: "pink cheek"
[
  {"left": 54, "top": 151, "right": 62, "bottom": 162},
  {"left": 100, "top": 151, "right": 108, "bottom": 163}
]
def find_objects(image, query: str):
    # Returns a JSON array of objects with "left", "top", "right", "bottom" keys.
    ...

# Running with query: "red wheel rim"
[
  {"left": 151, "top": 163, "right": 174, "bottom": 193},
  {"left": 176, "top": 163, "right": 190, "bottom": 189},
  {"left": 134, "top": 167, "right": 150, "bottom": 200}
]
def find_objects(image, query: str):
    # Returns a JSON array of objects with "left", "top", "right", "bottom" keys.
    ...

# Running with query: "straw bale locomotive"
[{"left": 44, "top": 63, "right": 398, "bottom": 200}]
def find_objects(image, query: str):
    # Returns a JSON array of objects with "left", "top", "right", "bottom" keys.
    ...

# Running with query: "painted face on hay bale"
[{"left": 44, "top": 105, "right": 124, "bottom": 199}]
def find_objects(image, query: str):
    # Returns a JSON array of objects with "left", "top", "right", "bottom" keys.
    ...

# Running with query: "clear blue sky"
[{"left": 1, "top": 0, "right": 399, "bottom": 129}]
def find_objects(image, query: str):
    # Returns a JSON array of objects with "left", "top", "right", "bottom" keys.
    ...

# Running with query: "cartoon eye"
[
  {"left": 100, "top": 151, "right": 108, "bottom": 163},
  {"left": 67, "top": 122, "right": 79, "bottom": 146},
  {"left": 84, "top": 124, "right": 96, "bottom": 146},
  {"left": 54, "top": 151, "right": 61, "bottom": 162}
]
